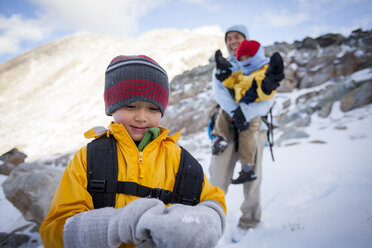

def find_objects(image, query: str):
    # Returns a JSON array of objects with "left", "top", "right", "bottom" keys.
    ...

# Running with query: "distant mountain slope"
[{"left": 0, "top": 26, "right": 225, "bottom": 160}]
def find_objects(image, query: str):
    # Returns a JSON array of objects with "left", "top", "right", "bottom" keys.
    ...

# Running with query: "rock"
[
  {"left": 345, "top": 29, "right": 372, "bottom": 48},
  {"left": 0, "top": 148, "right": 27, "bottom": 175},
  {"left": 2, "top": 162, "right": 63, "bottom": 225},
  {"left": 318, "top": 102, "right": 333, "bottom": 118},
  {"left": 282, "top": 99, "right": 291, "bottom": 109},
  {"left": 276, "top": 127, "right": 310, "bottom": 145},
  {"left": 169, "top": 63, "right": 214, "bottom": 105},
  {"left": 0, "top": 232, "right": 30, "bottom": 248},
  {"left": 37, "top": 152, "right": 73, "bottom": 167},
  {"left": 0, "top": 162, "right": 16, "bottom": 176},
  {"left": 293, "top": 115, "right": 311, "bottom": 128},
  {"left": 309, "top": 140, "right": 327, "bottom": 144},
  {"left": 0, "top": 148, "right": 27, "bottom": 165},
  {"left": 264, "top": 42, "right": 293, "bottom": 56},
  {"left": 279, "top": 69, "right": 372, "bottom": 126},
  {"left": 296, "top": 37, "right": 318, "bottom": 50},
  {"left": 316, "top": 33, "right": 345, "bottom": 47},
  {"left": 340, "top": 81, "right": 372, "bottom": 112}
]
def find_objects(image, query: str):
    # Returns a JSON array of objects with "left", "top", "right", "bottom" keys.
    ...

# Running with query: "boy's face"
[
  {"left": 112, "top": 101, "right": 162, "bottom": 142},
  {"left": 226, "top": 31, "right": 246, "bottom": 56},
  {"left": 239, "top": 55, "right": 252, "bottom": 61}
]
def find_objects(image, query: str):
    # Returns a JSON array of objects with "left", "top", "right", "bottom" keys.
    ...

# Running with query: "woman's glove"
[
  {"left": 63, "top": 198, "right": 165, "bottom": 248},
  {"left": 136, "top": 200, "right": 226, "bottom": 248},
  {"left": 232, "top": 107, "right": 250, "bottom": 132},
  {"left": 261, "top": 52, "right": 285, "bottom": 94},
  {"left": 215, "top": 49, "right": 232, "bottom": 82}
]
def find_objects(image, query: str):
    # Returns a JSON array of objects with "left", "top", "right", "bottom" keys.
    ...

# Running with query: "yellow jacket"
[
  {"left": 223, "top": 64, "right": 276, "bottom": 102},
  {"left": 40, "top": 122, "right": 226, "bottom": 248}
]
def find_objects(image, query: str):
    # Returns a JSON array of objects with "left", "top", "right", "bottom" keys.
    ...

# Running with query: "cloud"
[
  {"left": 264, "top": 9, "right": 308, "bottom": 28},
  {"left": 29, "top": 0, "right": 167, "bottom": 36},
  {"left": 0, "top": 0, "right": 167, "bottom": 57},
  {"left": 180, "top": 0, "right": 219, "bottom": 12},
  {"left": 0, "top": 14, "right": 46, "bottom": 54}
]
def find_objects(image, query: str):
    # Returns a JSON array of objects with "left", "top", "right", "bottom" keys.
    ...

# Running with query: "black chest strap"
[{"left": 87, "top": 135, "right": 204, "bottom": 208}]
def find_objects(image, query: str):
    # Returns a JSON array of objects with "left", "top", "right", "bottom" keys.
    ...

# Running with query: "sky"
[{"left": 0, "top": 0, "right": 371, "bottom": 64}]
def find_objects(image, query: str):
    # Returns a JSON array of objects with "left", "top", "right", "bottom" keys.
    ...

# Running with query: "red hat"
[{"left": 236, "top": 40, "right": 260, "bottom": 60}]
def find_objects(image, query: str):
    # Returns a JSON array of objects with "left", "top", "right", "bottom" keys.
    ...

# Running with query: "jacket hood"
[{"left": 238, "top": 45, "right": 269, "bottom": 75}]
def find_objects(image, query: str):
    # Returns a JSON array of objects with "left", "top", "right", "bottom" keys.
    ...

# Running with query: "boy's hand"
[
  {"left": 62, "top": 198, "right": 165, "bottom": 248},
  {"left": 136, "top": 200, "right": 225, "bottom": 248},
  {"left": 262, "top": 52, "right": 285, "bottom": 94},
  {"left": 232, "top": 107, "right": 250, "bottom": 132},
  {"left": 215, "top": 49, "right": 232, "bottom": 82}
]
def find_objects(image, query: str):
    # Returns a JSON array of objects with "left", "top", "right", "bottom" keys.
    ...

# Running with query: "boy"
[
  {"left": 40, "top": 55, "right": 226, "bottom": 248},
  {"left": 212, "top": 40, "right": 284, "bottom": 184}
]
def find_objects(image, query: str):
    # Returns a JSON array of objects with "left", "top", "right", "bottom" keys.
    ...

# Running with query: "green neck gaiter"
[{"left": 137, "top": 127, "right": 160, "bottom": 151}]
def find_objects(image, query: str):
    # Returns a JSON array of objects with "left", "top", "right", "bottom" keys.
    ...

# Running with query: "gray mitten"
[
  {"left": 63, "top": 198, "right": 165, "bottom": 248},
  {"left": 136, "top": 200, "right": 226, "bottom": 248},
  {"left": 117, "top": 198, "right": 165, "bottom": 244}
]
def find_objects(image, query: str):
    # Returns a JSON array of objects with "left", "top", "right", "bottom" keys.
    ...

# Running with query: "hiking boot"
[
  {"left": 212, "top": 136, "right": 228, "bottom": 155},
  {"left": 231, "top": 170, "right": 257, "bottom": 184},
  {"left": 231, "top": 226, "right": 249, "bottom": 243}
]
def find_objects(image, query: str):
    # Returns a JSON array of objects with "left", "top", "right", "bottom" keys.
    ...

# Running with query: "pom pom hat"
[
  {"left": 104, "top": 55, "right": 169, "bottom": 116},
  {"left": 236, "top": 40, "right": 261, "bottom": 60}
]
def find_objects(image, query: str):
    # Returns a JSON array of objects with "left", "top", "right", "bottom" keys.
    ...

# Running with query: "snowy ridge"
[
  {"left": 0, "top": 26, "right": 225, "bottom": 161},
  {"left": 1, "top": 26, "right": 372, "bottom": 247},
  {"left": 179, "top": 100, "right": 372, "bottom": 248},
  {"left": 2, "top": 94, "right": 371, "bottom": 247}
]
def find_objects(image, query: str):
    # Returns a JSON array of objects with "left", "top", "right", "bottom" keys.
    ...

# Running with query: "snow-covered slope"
[
  {"left": 0, "top": 26, "right": 225, "bottom": 161},
  {"left": 1, "top": 97, "right": 371, "bottom": 247},
  {"left": 180, "top": 101, "right": 372, "bottom": 248},
  {"left": 1, "top": 26, "right": 371, "bottom": 247}
]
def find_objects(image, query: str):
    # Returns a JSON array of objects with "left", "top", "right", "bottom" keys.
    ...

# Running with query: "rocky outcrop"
[
  {"left": 340, "top": 81, "right": 372, "bottom": 112},
  {"left": 2, "top": 162, "right": 63, "bottom": 225},
  {"left": 162, "top": 63, "right": 216, "bottom": 135},
  {"left": 0, "top": 148, "right": 27, "bottom": 175},
  {"left": 1, "top": 28, "right": 372, "bottom": 231},
  {"left": 0, "top": 233, "right": 31, "bottom": 248},
  {"left": 279, "top": 69, "right": 372, "bottom": 126},
  {"left": 162, "top": 29, "right": 372, "bottom": 143}
]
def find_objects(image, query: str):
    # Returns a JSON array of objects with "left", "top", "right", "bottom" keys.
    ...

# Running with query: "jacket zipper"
[{"left": 138, "top": 151, "right": 144, "bottom": 178}]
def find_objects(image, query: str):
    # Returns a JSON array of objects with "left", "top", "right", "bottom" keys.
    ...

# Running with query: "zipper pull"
[
  {"left": 138, "top": 151, "right": 143, "bottom": 163},
  {"left": 138, "top": 151, "right": 144, "bottom": 178}
]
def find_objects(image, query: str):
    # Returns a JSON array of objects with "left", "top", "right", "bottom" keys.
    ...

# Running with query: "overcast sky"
[{"left": 0, "top": 0, "right": 371, "bottom": 63}]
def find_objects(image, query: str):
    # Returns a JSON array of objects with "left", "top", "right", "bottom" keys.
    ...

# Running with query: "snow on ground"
[
  {"left": 182, "top": 102, "right": 372, "bottom": 248},
  {"left": 1, "top": 102, "right": 372, "bottom": 247}
]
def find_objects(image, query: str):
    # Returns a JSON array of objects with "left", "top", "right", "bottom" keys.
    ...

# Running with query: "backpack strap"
[
  {"left": 172, "top": 147, "right": 204, "bottom": 205},
  {"left": 262, "top": 107, "right": 275, "bottom": 162},
  {"left": 87, "top": 135, "right": 118, "bottom": 209},
  {"left": 86, "top": 136, "right": 204, "bottom": 208}
]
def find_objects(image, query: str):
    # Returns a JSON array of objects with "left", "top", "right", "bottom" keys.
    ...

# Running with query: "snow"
[
  {"left": 0, "top": 28, "right": 226, "bottom": 162},
  {"left": 350, "top": 68, "right": 372, "bottom": 82},
  {"left": 1, "top": 99, "right": 372, "bottom": 247},
  {"left": 180, "top": 101, "right": 372, "bottom": 248},
  {"left": 1, "top": 27, "right": 371, "bottom": 246}
]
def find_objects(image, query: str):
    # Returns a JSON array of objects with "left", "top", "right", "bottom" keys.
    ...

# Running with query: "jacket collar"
[{"left": 107, "top": 122, "right": 182, "bottom": 152}]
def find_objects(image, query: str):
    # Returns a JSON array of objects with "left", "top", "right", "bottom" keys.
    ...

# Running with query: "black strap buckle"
[
  {"left": 90, "top": 179, "right": 106, "bottom": 192},
  {"left": 151, "top": 188, "right": 173, "bottom": 204},
  {"left": 150, "top": 188, "right": 163, "bottom": 198},
  {"left": 180, "top": 197, "right": 198, "bottom": 206}
]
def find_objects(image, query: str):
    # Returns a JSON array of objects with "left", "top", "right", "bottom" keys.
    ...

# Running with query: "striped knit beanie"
[{"left": 104, "top": 55, "right": 169, "bottom": 116}]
